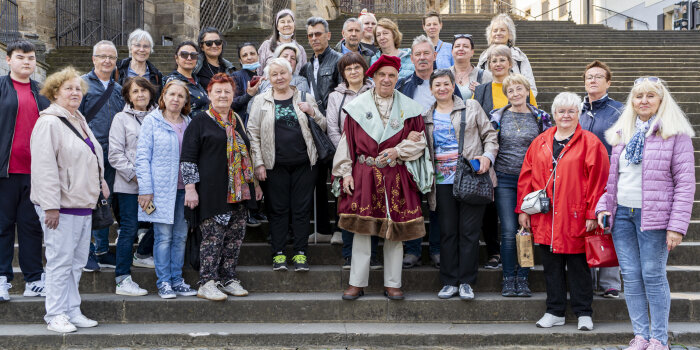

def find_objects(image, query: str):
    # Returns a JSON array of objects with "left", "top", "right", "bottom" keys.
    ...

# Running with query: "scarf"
[
  {"left": 624, "top": 116, "right": 655, "bottom": 165},
  {"left": 208, "top": 106, "right": 254, "bottom": 203}
]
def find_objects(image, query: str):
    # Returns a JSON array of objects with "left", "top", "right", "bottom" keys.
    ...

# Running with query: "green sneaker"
[
  {"left": 291, "top": 254, "right": 309, "bottom": 272},
  {"left": 272, "top": 254, "right": 287, "bottom": 271}
]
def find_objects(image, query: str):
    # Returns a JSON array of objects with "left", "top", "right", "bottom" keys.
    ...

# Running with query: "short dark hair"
[
  {"left": 583, "top": 60, "right": 612, "bottom": 82},
  {"left": 307, "top": 16, "right": 329, "bottom": 32},
  {"left": 121, "top": 76, "right": 157, "bottom": 109},
  {"left": 337, "top": 52, "right": 369, "bottom": 86},
  {"left": 7, "top": 40, "right": 36, "bottom": 58},
  {"left": 175, "top": 40, "right": 199, "bottom": 56},
  {"left": 198, "top": 26, "right": 225, "bottom": 49},
  {"left": 422, "top": 11, "right": 441, "bottom": 25},
  {"left": 238, "top": 42, "right": 257, "bottom": 59},
  {"left": 429, "top": 69, "right": 455, "bottom": 86}
]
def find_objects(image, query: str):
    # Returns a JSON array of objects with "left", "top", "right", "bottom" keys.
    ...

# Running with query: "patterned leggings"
[{"left": 198, "top": 205, "right": 247, "bottom": 285}]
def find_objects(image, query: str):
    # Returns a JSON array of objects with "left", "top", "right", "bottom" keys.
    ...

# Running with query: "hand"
[
  {"left": 101, "top": 180, "right": 110, "bottom": 199},
  {"left": 585, "top": 219, "right": 597, "bottom": 232},
  {"left": 342, "top": 175, "right": 355, "bottom": 196},
  {"left": 131, "top": 177, "right": 138, "bottom": 185},
  {"left": 667, "top": 230, "right": 683, "bottom": 251},
  {"left": 474, "top": 156, "right": 490, "bottom": 174},
  {"left": 44, "top": 209, "right": 59, "bottom": 230},
  {"left": 184, "top": 185, "right": 199, "bottom": 209},
  {"left": 138, "top": 194, "right": 154, "bottom": 211},
  {"left": 298, "top": 101, "right": 314, "bottom": 116},
  {"left": 246, "top": 80, "right": 260, "bottom": 96},
  {"left": 377, "top": 148, "right": 399, "bottom": 166},
  {"left": 469, "top": 81, "right": 479, "bottom": 92},
  {"left": 407, "top": 131, "right": 421, "bottom": 142},
  {"left": 518, "top": 213, "right": 530, "bottom": 230},
  {"left": 597, "top": 211, "right": 611, "bottom": 229},
  {"left": 255, "top": 166, "right": 267, "bottom": 181},
  {"left": 255, "top": 185, "right": 263, "bottom": 201}
]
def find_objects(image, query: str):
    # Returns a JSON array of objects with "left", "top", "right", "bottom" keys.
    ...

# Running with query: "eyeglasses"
[
  {"left": 132, "top": 44, "right": 151, "bottom": 50},
  {"left": 203, "top": 39, "right": 223, "bottom": 47},
  {"left": 585, "top": 75, "right": 606, "bottom": 81},
  {"left": 634, "top": 76, "right": 661, "bottom": 85},
  {"left": 178, "top": 51, "right": 198, "bottom": 60},
  {"left": 307, "top": 32, "right": 326, "bottom": 39},
  {"left": 94, "top": 54, "right": 117, "bottom": 61}
]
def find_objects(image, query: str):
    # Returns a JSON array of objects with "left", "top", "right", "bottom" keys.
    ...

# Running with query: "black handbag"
[
  {"left": 58, "top": 117, "right": 115, "bottom": 228},
  {"left": 452, "top": 108, "right": 494, "bottom": 204},
  {"left": 301, "top": 91, "right": 336, "bottom": 163}
]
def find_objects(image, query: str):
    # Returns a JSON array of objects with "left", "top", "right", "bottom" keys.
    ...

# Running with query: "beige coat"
[
  {"left": 30, "top": 103, "right": 104, "bottom": 211},
  {"left": 248, "top": 86, "right": 326, "bottom": 169},
  {"left": 424, "top": 96, "right": 499, "bottom": 210}
]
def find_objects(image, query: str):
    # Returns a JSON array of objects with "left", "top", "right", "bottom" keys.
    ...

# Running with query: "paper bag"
[{"left": 516, "top": 227, "right": 534, "bottom": 268}]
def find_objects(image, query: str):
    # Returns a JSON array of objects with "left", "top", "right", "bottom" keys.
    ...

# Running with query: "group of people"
[{"left": 0, "top": 9, "right": 694, "bottom": 350}]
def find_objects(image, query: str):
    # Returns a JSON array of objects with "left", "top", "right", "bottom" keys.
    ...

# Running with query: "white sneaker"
[
  {"left": 196, "top": 280, "right": 227, "bottom": 301},
  {"left": 0, "top": 276, "right": 12, "bottom": 301},
  {"left": 116, "top": 276, "right": 148, "bottom": 296},
  {"left": 438, "top": 285, "right": 458, "bottom": 299},
  {"left": 132, "top": 254, "right": 155, "bottom": 268},
  {"left": 307, "top": 232, "right": 332, "bottom": 243},
  {"left": 330, "top": 231, "right": 343, "bottom": 245},
  {"left": 70, "top": 313, "right": 98, "bottom": 328},
  {"left": 536, "top": 313, "right": 566, "bottom": 328},
  {"left": 578, "top": 316, "right": 594, "bottom": 331},
  {"left": 220, "top": 279, "right": 248, "bottom": 297},
  {"left": 47, "top": 314, "right": 77, "bottom": 333},
  {"left": 458, "top": 283, "right": 474, "bottom": 300},
  {"left": 23, "top": 273, "right": 46, "bottom": 297}
]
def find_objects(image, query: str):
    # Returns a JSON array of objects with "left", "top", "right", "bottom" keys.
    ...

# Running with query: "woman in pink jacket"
[{"left": 596, "top": 77, "right": 695, "bottom": 350}]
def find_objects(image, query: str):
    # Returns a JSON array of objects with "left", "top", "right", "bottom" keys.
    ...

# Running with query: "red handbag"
[{"left": 585, "top": 229, "right": 619, "bottom": 268}]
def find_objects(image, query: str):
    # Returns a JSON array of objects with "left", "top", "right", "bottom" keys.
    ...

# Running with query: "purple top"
[
  {"left": 60, "top": 137, "right": 97, "bottom": 216},
  {"left": 166, "top": 119, "right": 187, "bottom": 189}
]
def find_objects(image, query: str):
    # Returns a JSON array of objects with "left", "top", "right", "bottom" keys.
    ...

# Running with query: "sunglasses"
[
  {"left": 307, "top": 32, "right": 326, "bottom": 39},
  {"left": 203, "top": 39, "right": 223, "bottom": 47},
  {"left": 453, "top": 34, "right": 473, "bottom": 40},
  {"left": 634, "top": 76, "right": 661, "bottom": 85},
  {"left": 178, "top": 51, "right": 198, "bottom": 60}
]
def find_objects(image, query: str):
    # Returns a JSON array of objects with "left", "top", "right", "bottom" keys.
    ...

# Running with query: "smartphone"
[
  {"left": 602, "top": 214, "right": 610, "bottom": 229},
  {"left": 469, "top": 159, "right": 481, "bottom": 173},
  {"left": 145, "top": 201, "right": 156, "bottom": 215},
  {"left": 250, "top": 76, "right": 261, "bottom": 86}
]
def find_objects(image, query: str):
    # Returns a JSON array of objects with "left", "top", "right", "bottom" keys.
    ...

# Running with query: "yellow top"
[{"left": 491, "top": 82, "right": 537, "bottom": 110}]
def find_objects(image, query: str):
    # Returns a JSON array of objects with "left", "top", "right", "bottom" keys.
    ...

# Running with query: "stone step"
[
  {"left": 2, "top": 292, "right": 699, "bottom": 324},
  {"left": 6, "top": 264, "right": 700, "bottom": 295},
  {"left": 2, "top": 321, "right": 698, "bottom": 350}
]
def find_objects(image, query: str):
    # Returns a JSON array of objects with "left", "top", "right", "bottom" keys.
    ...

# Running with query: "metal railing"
[
  {"left": 201, "top": 0, "right": 233, "bottom": 32},
  {"left": 533, "top": 0, "right": 571, "bottom": 21},
  {"left": 446, "top": 0, "right": 534, "bottom": 18},
  {"left": 0, "top": 0, "right": 19, "bottom": 44},
  {"left": 338, "top": 0, "right": 427, "bottom": 15},
  {"left": 56, "top": 0, "right": 144, "bottom": 47},
  {"left": 593, "top": 4, "right": 649, "bottom": 30}
]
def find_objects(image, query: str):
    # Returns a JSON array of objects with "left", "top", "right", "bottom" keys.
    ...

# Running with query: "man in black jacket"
[{"left": 0, "top": 40, "right": 50, "bottom": 301}]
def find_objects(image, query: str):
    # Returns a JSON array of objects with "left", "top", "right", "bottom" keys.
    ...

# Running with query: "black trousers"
[
  {"left": 265, "top": 163, "right": 317, "bottom": 255},
  {"left": 481, "top": 202, "right": 500, "bottom": 256},
  {"left": 437, "top": 185, "right": 485, "bottom": 286},
  {"left": 0, "top": 174, "right": 44, "bottom": 282},
  {"left": 313, "top": 161, "right": 333, "bottom": 235},
  {"left": 539, "top": 245, "right": 593, "bottom": 317}
]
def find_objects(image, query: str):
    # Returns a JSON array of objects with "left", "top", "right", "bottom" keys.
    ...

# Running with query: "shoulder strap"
[
  {"left": 516, "top": 60, "right": 522, "bottom": 72},
  {"left": 458, "top": 108, "right": 466, "bottom": 156},
  {"left": 301, "top": 91, "right": 306, "bottom": 102},
  {"left": 338, "top": 93, "right": 347, "bottom": 130},
  {"left": 477, "top": 69, "right": 484, "bottom": 84},
  {"left": 58, "top": 117, "right": 86, "bottom": 141},
  {"left": 85, "top": 80, "right": 115, "bottom": 124}
]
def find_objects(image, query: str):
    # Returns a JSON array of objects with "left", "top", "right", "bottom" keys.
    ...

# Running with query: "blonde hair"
[
  {"left": 40, "top": 66, "right": 89, "bottom": 102},
  {"left": 502, "top": 74, "right": 530, "bottom": 95},
  {"left": 374, "top": 18, "right": 402, "bottom": 49},
  {"left": 486, "top": 14, "right": 516, "bottom": 46},
  {"left": 605, "top": 78, "right": 695, "bottom": 146},
  {"left": 485, "top": 44, "right": 514, "bottom": 69}
]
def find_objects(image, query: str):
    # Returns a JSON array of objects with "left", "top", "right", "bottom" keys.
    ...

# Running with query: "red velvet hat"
[{"left": 366, "top": 55, "right": 401, "bottom": 78}]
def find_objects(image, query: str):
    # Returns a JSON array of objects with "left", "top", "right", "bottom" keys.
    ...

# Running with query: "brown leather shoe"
[
  {"left": 342, "top": 285, "right": 364, "bottom": 300},
  {"left": 384, "top": 287, "right": 404, "bottom": 300}
]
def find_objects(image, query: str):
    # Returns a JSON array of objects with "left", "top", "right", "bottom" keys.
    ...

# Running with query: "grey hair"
[
  {"left": 93, "top": 40, "right": 117, "bottom": 56},
  {"left": 264, "top": 57, "right": 293, "bottom": 79},
  {"left": 551, "top": 92, "right": 582, "bottom": 116},
  {"left": 307, "top": 16, "right": 329, "bottom": 32},
  {"left": 411, "top": 35, "right": 434, "bottom": 51},
  {"left": 486, "top": 14, "right": 517, "bottom": 46},
  {"left": 343, "top": 17, "right": 363, "bottom": 32},
  {"left": 273, "top": 42, "right": 300, "bottom": 59},
  {"left": 127, "top": 29, "right": 154, "bottom": 55},
  {"left": 485, "top": 44, "right": 514, "bottom": 68}
]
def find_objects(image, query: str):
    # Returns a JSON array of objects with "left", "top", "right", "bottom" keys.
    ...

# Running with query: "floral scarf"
[{"left": 208, "top": 106, "right": 254, "bottom": 203}]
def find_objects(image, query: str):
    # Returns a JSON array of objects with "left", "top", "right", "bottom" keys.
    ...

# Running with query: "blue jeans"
[
  {"left": 91, "top": 149, "right": 115, "bottom": 254},
  {"left": 404, "top": 211, "right": 441, "bottom": 257},
  {"left": 612, "top": 205, "right": 670, "bottom": 345},
  {"left": 341, "top": 229, "right": 378, "bottom": 259},
  {"left": 115, "top": 193, "right": 139, "bottom": 280},
  {"left": 153, "top": 190, "right": 188, "bottom": 287},
  {"left": 495, "top": 171, "right": 529, "bottom": 278}
]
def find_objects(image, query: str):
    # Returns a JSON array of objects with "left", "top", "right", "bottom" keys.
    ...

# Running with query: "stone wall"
[
  {"left": 153, "top": 0, "right": 201, "bottom": 44},
  {"left": 17, "top": 0, "right": 56, "bottom": 50},
  {"left": 294, "top": 0, "right": 339, "bottom": 23},
  {"left": 232, "top": 0, "right": 274, "bottom": 30}
]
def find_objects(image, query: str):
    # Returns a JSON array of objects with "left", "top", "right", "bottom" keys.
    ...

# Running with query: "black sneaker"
[
  {"left": 370, "top": 256, "right": 383, "bottom": 270},
  {"left": 253, "top": 212, "right": 268, "bottom": 221},
  {"left": 246, "top": 215, "right": 261, "bottom": 228},
  {"left": 342, "top": 257, "right": 351, "bottom": 270},
  {"left": 272, "top": 254, "right": 287, "bottom": 271},
  {"left": 96, "top": 251, "right": 116, "bottom": 268},
  {"left": 484, "top": 255, "right": 501, "bottom": 269},
  {"left": 515, "top": 277, "right": 532, "bottom": 297},
  {"left": 83, "top": 251, "right": 101, "bottom": 272},
  {"left": 292, "top": 253, "right": 309, "bottom": 272},
  {"left": 602, "top": 288, "right": 620, "bottom": 298},
  {"left": 501, "top": 276, "right": 517, "bottom": 297}
]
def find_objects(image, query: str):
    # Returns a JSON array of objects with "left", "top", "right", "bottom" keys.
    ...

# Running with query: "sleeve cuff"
[{"left": 483, "top": 152, "right": 496, "bottom": 167}]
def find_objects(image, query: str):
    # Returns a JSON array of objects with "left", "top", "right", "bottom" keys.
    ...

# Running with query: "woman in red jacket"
[{"left": 516, "top": 92, "right": 609, "bottom": 331}]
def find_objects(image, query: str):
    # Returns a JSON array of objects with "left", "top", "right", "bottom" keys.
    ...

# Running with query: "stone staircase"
[{"left": 8, "top": 15, "right": 699, "bottom": 349}]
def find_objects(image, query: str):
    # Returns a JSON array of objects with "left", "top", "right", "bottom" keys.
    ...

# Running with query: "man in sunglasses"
[{"left": 193, "top": 27, "right": 236, "bottom": 89}]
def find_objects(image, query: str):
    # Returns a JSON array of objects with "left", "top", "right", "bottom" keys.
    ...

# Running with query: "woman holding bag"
[
  {"left": 517, "top": 92, "right": 609, "bottom": 331},
  {"left": 596, "top": 78, "right": 695, "bottom": 350}
]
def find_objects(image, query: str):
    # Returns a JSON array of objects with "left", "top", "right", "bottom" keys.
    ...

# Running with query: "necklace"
[
  {"left": 454, "top": 66, "right": 472, "bottom": 85},
  {"left": 206, "top": 60, "right": 218, "bottom": 77}
]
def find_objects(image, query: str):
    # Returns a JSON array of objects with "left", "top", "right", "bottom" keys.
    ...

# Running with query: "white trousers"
[
  {"left": 349, "top": 234, "right": 402, "bottom": 288},
  {"left": 35, "top": 206, "right": 91, "bottom": 324}
]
